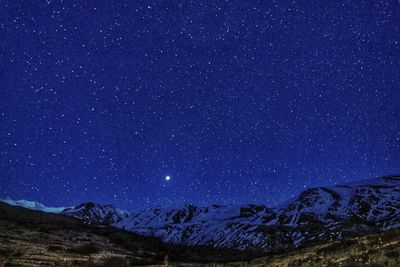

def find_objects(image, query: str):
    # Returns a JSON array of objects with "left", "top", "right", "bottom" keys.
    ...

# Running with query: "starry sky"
[{"left": 1, "top": 0, "right": 400, "bottom": 211}]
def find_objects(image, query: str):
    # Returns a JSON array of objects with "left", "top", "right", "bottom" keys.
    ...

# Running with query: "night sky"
[{"left": 1, "top": 0, "right": 400, "bottom": 210}]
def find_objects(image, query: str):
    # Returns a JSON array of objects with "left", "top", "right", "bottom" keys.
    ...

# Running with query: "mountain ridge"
[
  {"left": 0, "top": 197, "right": 67, "bottom": 213},
  {"left": 2, "top": 175, "right": 400, "bottom": 253}
]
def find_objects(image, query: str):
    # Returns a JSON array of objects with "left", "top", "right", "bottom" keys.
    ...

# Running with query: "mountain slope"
[
  {"left": 2, "top": 201, "right": 400, "bottom": 267},
  {"left": 0, "top": 202, "right": 259, "bottom": 267},
  {"left": 62, "top": 202, "right": 130, "bottom": 225},
  {"left": 217, "top": 228, "right": 400, "bottom": 267},
  {"left": 4, "top": 175, "right": 400, "bottom": 254},
  {"left": 116, "top": 204, "right": 281, "bottom": 251},
  {"left": 74, "top": 175, "right": 400, "bottom": 253}
]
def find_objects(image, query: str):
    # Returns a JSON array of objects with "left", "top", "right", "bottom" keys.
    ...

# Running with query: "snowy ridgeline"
[
  {"left": 2, "top": 175, "right": 400, "bottom": 252},
  {"left": 0, "top": 197, "right": 67, "bottom": 214}
]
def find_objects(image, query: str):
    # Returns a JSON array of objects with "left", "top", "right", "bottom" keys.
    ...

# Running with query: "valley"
[{"left": 1, "top": 175, "right": 400, "bottom": 266}]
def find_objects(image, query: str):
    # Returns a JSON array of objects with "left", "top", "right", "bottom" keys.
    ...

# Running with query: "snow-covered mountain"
[
  {"left": 116, "top": 204, "right": 280, "bottom": 251},
  {"left": 58, "top": 175, "right": 400, "bottom": 252},
  {"left": 62, "top": 202, "right": 129, "bottom": 225},
  {"left": 3, "top": 175, "right": 400, "bottom": 253},
  {"left": 0, "top": 197, "right": 66, "bottom": 213}
]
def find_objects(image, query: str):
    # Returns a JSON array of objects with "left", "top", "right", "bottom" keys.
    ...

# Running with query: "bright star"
[{"left": 165, "top": 175, "right": 171, "bottom": 181}]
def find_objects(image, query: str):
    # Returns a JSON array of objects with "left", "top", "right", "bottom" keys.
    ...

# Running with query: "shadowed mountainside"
[
  {"left": 0, "top": 202, "right": 261, "bottom": 267},
  {"left": 62, "top": 175, "right": 400, "bottom": 253},
  {"left": 2, "top": 201, "right": 400, "bottom": 266},
  {"left": 2, "top": 175, "right": 400, "bottom": 266}
]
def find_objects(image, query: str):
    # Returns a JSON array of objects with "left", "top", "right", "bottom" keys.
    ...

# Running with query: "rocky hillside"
[
  {"left": 0, "top": 202, "right": 167, "bottom": 266},
  {"left": 204, "top": 228, "right": 400, "bottom": 267},
  {"left": 2, "top": 198, "right": 400, "bottom": 267},
  {"left": 0, "top": 202, "right": 261, "bottom": 267},
  {"left": 3, "top": 175, "right": 400, "bottom": 254},
  {"left": 59, "top": 175, "right": 400, "bottom": 253}
]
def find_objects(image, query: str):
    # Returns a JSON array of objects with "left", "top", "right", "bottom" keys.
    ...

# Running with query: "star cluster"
[{"left": 1, "top": 0, "right": 400, "bottom": 210}]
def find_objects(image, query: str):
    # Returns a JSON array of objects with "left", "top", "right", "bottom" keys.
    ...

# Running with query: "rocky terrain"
[
  {"left": 0, "top": 202, "right": 258, "bottom": 267},
  {"left": 59, "top": 175, "right": 400, "bottom": 253},
  {"left": 0, "top": 202, "right": 166, "bottom": 266},
  {"left": 199, "top": 228, "right": 400, "bottom": 267},
  {"left": 1, "top": 199, "right": 400, "bottom": 266},
  {"left": 2, "top": 175, "right": 400, "bottom": 266}
]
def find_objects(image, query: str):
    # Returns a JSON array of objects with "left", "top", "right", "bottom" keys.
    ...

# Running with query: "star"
[{"left": 1, "top": 0, "right": 398, "bottom": 211}]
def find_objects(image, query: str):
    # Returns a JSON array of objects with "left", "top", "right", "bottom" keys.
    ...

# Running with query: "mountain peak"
[
  {"left": 62, "top": 202, "right": 129, "bottom": 225},
  {"left": 3, "top": 174, "right": 400, "bottom": 253}
]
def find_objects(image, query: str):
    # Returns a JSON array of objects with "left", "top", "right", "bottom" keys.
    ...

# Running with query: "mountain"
[
  {"left": 62, "top": 202, "right": 130, "bottom": 225},
  {"left": 0, "top": 202, "right": 258, "bottom": 266},
  {"left": 3, "top": 175, "right": 400, "bottom": 254},
  {"left": 116, "top": 204, "right": 279, "bottom": 251},
  {"left": 4, "top": 200, "right": 400, "bottom": 267},
  {"left": 0, "top": 197, "right": 66, "bottom": 213}
]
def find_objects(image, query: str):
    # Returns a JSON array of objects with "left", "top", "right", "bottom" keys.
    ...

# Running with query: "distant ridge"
[{"left": 0, "top": 197, "right": 67, "bottom": 213}]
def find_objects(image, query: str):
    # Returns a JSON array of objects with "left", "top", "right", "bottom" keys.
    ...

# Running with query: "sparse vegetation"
[
  {"left": 384, "top": 249, "right": 399, "bottom": 258},
  {"left": 0, "top": 247, "right": 24, "bottom": 258},
  {"left": 102, "top": 257, "right": 130, "bottom": 267},
  {"left": 47, "top": 245, "right": 64, "bottom": 252},
  {"left": 2, "top": 201, "right": 400, "bottom": 267},
  {"left": 380, "top": 229, "right": 400, "bottom": 242},
  {"left": 316, "top": 239, "right": 357, "bottom": 254},
  {"left": 67, "top": 242, "right": 100, "bottom": 255},
  {"left": 0, "top": 248, "right": 13, "bottom": 257},
  {"left": 82, "top": 257, "right": 130, "bottom": 267},
  {"left": 0, "top": 201, "right": 261, "bottom": 266}
]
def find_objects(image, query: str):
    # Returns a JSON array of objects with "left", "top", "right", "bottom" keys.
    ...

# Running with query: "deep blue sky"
[{"left": 1, "top": 0, "right": 399, "bottom": 210}]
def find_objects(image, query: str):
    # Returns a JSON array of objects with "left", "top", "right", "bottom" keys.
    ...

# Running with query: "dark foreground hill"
[
  {"left": 236, "top": 229, "right": 400, "bottom": 267},
  {"left": 173, "top": 229, "right": 400, "bottom": 266},
  {"left": 0, "top": 202, "right": 260, "bottom": 266}
]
